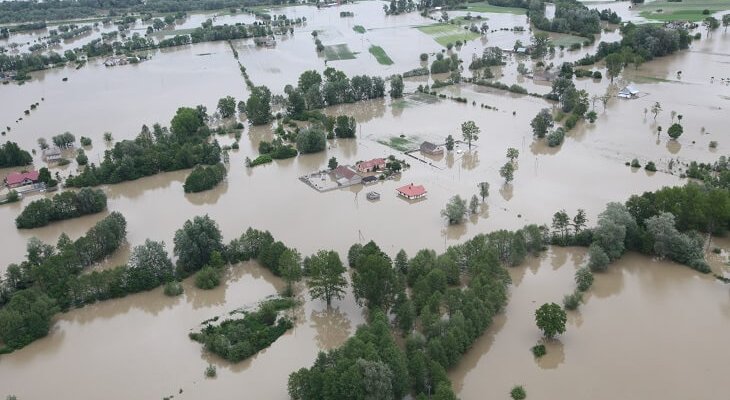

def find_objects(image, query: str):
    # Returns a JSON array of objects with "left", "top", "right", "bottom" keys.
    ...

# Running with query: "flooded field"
[
  {"left": 451, "top": 248, "right": 730, "bottom": 400},
  {"left": 1, "top": 1, "right": 730, "bottom": 399}
]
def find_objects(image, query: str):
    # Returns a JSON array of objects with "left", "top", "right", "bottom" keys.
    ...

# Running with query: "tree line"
[
  {"left": 0, "top": 0, "right": 293, "bottom": 24},
  {"left": 0, "top": 212, "right": 128, "bottom": 351},
  {"left": 15, "top": 187, "right": 107, "bottom": 229},
  {"left": 64, "top": 106, "right": 221, "bottom": 187}
]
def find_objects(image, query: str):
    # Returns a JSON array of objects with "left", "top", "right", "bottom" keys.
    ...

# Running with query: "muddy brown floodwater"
[
  {"left": 451, "top": 248, "right": 730, "bottom": 400},
  {"left": 1, "top": 1, "right": 729, "bottom": 399}
]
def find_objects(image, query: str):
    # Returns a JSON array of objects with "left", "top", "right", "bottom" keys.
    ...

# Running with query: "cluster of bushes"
[
  {"left": 65, "top": 107, "right": 221, "bottom": 187},
  {"left": 189, "top": 298, "right": 296, "bottom": 362},
  {"left": 431, "top": 53, "right": 460, "bottom": 74},
  {"left": 258, "top": 138, "right": 298, "bottom": 160},
  {"left": 183, "top": 163, "right": 227, "bottom": 193},
  {"left": 685, "top": 156, "right": 730, "bottom": 189},
  {"left": 402, "top": 67, "right": 429, "bottom": 78},
  {"left": 295, "top": 127, "right": 326, "bottom": 154},
  {"left": 289, "top": 227, "right": 547, "bottom": 399},
  {"left": 468, "top": 47, "right": 504, "bottom": 70},
  {"left": 474, "top": 79, "right": 529, "bottom": 95},
  {"left": 0, "top": 213, "right": 128, "bottom": 350},
  {"left": 0, "top": 142, "right": 32, "bottom": 167},
  {"left": 574, "top": 69, "right": 601, "bottom": 79},
  {"left": 15, "top": 188, "right": 107, "bottom": 229}
]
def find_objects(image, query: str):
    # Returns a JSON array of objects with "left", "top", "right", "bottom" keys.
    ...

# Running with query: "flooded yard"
[{"left": 1, "top": 1, "right": 730, "bottom": 399}]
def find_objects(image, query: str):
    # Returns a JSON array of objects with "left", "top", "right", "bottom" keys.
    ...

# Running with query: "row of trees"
[
  {"left": 15, "top": 188, "right": 107, "bottom": 229},
  {"left": 0, "top": 213, "right": 128, "bottom": 350},
  {"left": 65, "top": 106, "right": 221, "bottom": 187}
]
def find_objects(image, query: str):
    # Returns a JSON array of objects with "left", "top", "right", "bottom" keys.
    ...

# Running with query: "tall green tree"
[
  {"left": 605, "top": 53, "right": 623, "bottom": 82},
  {"left": 461, "top": 120, "right": 480, "bottom": 150},
  {"left": 352, "top": 252, "right": 398, "bottom": 312},
  {"left": 217, "top": 96, "right": 236, "bottom": 118},
  {"left": 389, "top": 74, "right": 404, "bottom": 99},
  {"left": 246, "top": 86, "right": 272, "bottom": 125},
  {"left": 445, "top": 134, "right": 454, "bottom": 151},
  {"left": 441, "top": 195, "right": 467, "bottom": 224},
  {"left": 530, "top": 109, "right": 553, "bottom": 138},
  {"left": 279, "top": 248, "right": 303, "bottom": 296},
  {"left": 306, "top": 250, "right": 347, "bottom": 306},
  {"left": 478, "top": 181, "right": 490, "bottom": 201},
  {"left": 500, "top": 162, "right": 515, "bottom": 183}
]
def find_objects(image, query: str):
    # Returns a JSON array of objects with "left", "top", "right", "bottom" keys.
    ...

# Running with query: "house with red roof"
[
  {"left": 333, "top": 165, "right": 362, "bottom": 186},
  {"left": 396, "top": 183, "right": 426, "bottom": 200},
  {"left": 4, "top": 171, "right": 40, "bottom": 188},
  {"left": 356, "top": 158, "right": 386, "bottom": 173}
]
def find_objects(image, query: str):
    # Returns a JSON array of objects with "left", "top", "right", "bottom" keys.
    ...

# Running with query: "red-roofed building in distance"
[
  {"left": 396, "top": 183, "right": 426, "bottom": 200},
  {"left": 4, "top": 171, "right": 40, "bottom": 188},
  {"left": 356, "top": 158, "right": 386, "bottom": 173}
]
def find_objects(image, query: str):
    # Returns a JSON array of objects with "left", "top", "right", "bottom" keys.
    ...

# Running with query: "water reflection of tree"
[
  {"left": 550, "top": 247, "right": 568, "bottom": 271},
  {"left": 441, "top": 221, "right": 467, "bottom": 241},
  {"left": 448, "top": 314, "right": 507, "bottom": 393},
  {"left": 310, "top": 307, "right": 352, "bottom": 350},
  {"left": 185, "top": 181, "right": 229, "bottom": 206},
  {"left": 186, "top": 274, "right": 228, "bottom": 310},
  {"left": 499, "top": 183, "right": 513, "bottom": 202},
  {"left": 666, "top": 140, "right": 681, "bottom": 154},
  {"left": 461, "top": 150, "right": 479, "bottom": 170},
  {"left": 446, "top": 152, "right": 455, "bottom": 169},
  {"left": 105, "top": 170, "right": 186, "bottom": 200},
  {"left": 529, "top": 138, "right": 560, "bottom": 156}
]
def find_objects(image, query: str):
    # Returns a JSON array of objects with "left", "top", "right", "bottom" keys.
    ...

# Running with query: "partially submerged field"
[
  {"left": 638, "top": 0, "right": 730, "bottom": 21},
  {"left": 417, "top": 23, "right": 481, "bottom": 46}
]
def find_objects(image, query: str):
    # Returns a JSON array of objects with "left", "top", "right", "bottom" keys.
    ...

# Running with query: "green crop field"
[
  {"left": 323, "top": 44, "right": 356, "bottom": 61},
  {"left": 417, "top": 24, "right": 481, "bottom": 47},
  {"left": 353, "top": 25, "right": 366, "bottom": 33},
  {"left": 465, "top": 2, "right": 527, "bottom": 14},
  {"left": 638, "top": 0, "right": 730, "bottom": 21},
  {"left": 369, "top": 45, "right": 394, "bottom": 65}
]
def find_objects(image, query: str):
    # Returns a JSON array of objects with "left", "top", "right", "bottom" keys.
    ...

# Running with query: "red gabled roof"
[
  {"left": 357, "top": 158, "right": 386, "bottom": 169},
  {"left": 334, "top": 165, "right": 357, "bottom": 180},
  {"left": 396, "top": 184, "right": 426, "bottom": 197},
  {"left": 5, "top": 171, "right": 39, "bottom": 185}
]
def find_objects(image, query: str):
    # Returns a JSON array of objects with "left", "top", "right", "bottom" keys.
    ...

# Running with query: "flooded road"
[{"left": 1, "top": 1, "right": 730, "bottom": 399}]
